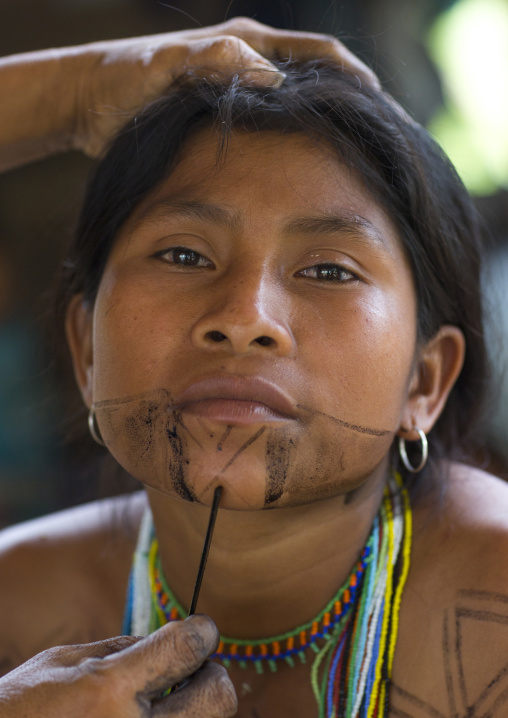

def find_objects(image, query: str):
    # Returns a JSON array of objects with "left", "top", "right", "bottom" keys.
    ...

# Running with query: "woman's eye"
[
  {"left": 157, "top": 247, "right": 213, "bottom": 268},
  {"left": 298, "top": 263, "right": 357, "bottom": 282}
]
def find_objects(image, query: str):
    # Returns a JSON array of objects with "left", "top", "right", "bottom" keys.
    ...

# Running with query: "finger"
[
  {"left": 183, "top": 35, "right": 286, "bottom": 87},
  {"left": 189, "top": 18, "right": 380, "bottom": 89},
  {"left": 152, "top": 662, "right": 237, "bottom": 718},
  {"left": 250, "top": 32, "right": 379, "bottom": 89},
  {"left": 105, "top": 614, "right": 220, "bottom": 696},
  {"left": 74, "top": 636, "right": 143, "bottom": 662},
  {"left": 41, "top": 636, "right": 142, "bottom": 668}
]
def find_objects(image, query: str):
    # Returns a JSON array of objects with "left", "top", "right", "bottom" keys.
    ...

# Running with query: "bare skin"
[
  {"left": 391, "top": 465, "right": 508, "bottom": 718},
  {"left": 2, "top": 465, "right": 508, "bottom": 717}
]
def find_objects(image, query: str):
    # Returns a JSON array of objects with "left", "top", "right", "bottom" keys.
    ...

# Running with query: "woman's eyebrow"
[
  {"left": 137, "top": 198, "right": 241, "bottom": 231},
  {"left": 136, "top": 199, "right": 392, "bottom": 253},
  {"left": 282, "top": 214, "right": 392, "bottom": 251}
]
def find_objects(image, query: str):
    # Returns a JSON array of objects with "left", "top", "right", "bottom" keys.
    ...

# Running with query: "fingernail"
[
  {"left": 244, "top": 68, "right": 286, "bottom": 88},
  {"left": 267, "top": 70, "right": 286, "bottom": 88}
]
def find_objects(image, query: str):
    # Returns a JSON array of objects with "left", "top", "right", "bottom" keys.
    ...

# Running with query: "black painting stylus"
[
  {"left": 164, "top": 485, "right": 223, "bottom": 698},
  {"left": 188, "top": 484, "right": 223, "bottom": 616}
]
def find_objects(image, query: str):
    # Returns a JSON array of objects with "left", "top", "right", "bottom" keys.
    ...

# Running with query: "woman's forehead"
[
  {"left": 128, "top": 128, "right": 401, "bottom": 247},
  {"left": 165, "top": 127, "right": 348, "bottom": 187}
]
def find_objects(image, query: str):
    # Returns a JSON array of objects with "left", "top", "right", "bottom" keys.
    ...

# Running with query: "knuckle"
[
  {"left": 214, "top": 35, "right": 243, "bottom": 55},
  {"left": 39, "top": 644, "right": 76, "bottom": 666},
  {"left": 202, "top": 35, "right": 240, "bottom": 63},
  {"left": 321, "top": 33, "right": 340, "bottom": 45},
  {"left": 42, "top": 645, "right": 65, "bottom": 660},
  {"left": 304, "top": 32, "right": 340, "bottom": 49},
  {"left": 223, "top": 16, "right": 261, "bottom": 32}
]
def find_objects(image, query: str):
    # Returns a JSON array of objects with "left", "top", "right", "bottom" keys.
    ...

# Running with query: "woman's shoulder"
[
  {"left": 409, "top": 462, "right": 508, "bottom": 598},
  {"left": 0, "top": 492, "right": 145, "bottom": 675},
  {"left": 392, "top": 463, "right": 508, "bottom": 715},
  {"left": 0, "top": 491, "right": 146, "bottom": 553},
  {"left": 414, "top": 462, "right": 508, "bottom": 565}
]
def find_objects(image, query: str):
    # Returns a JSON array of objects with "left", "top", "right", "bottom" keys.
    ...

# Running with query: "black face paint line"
[
  {"left": 166, "top": 415, "right": 195, "bottom": 502},
  {"left": 95, "top": 388, "right": 201, "bottom": 502},
  {"left": 296, "top": 404, "right": 392, "bottom": 437},
  {"left": 94, "top": 388, "right": 173, "bottom": 413},
  {"left": 264, "top": 430, "right": 297, "bottom": 506},
  {"left": 217, "top": 425, "right": 233, "bottom": 452},
  {"left": 96, "top": 389, "right": 170, "bottom": 471},
  {"left": 195, "top": 426, "right": 267, "bottom": 503}
]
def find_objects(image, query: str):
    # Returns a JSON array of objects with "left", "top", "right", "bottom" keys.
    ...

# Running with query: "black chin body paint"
[
  {"left": 166, "top": 417, "right": 196, "bottom": 502},
  {"left": 296, "top": 404, "right": 391, "bottom": 437},
  {"left": 95, "top": 388, "right": 393, "bottom": 511},
  {"left": 264, "top": 431, "right": 296, "bottom": 506}
]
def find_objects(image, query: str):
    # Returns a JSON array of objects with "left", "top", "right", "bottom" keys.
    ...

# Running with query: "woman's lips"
[
  {"left": 182, "top": 398, "right": 290, "bottom": 424},
  {"left": 173, "top": 376, "right": 297, "bottom": 425}
]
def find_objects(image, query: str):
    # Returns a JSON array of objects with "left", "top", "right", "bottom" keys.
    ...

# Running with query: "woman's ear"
[
  {"left": 398, "top": 325, "right": 465, "bottom": 439},
  {"left": 65, "top": 294, "right": 94, "bottom": 409}
]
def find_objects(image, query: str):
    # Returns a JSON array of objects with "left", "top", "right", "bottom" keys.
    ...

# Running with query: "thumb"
[{"left": 104, "top": 614, "right": 220, "bottom": 697}]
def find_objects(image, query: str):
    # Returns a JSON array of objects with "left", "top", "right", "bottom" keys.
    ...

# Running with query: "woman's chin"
[
  {"left": 140, "top": 470, "right": 269, "bottom": 511},
  {"left": 100, "top": 406, "right": 286, "bottom": 509},
  {"left": 194, "top": 474, "right": 268, "bottom": 510}
]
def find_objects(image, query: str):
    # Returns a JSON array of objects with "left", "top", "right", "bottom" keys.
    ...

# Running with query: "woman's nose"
[{"left": 190, "top": 273, "right": 294, "bottom": 356}]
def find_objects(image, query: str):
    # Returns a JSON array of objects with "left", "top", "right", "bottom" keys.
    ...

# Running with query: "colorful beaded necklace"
[{"left": 123, "top": 473, "right": 412, "bottom": 717}]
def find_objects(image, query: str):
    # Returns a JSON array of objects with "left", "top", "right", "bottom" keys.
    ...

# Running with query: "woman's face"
[{"left": 73, "top": 129, "right": 420, "bottom": 510}]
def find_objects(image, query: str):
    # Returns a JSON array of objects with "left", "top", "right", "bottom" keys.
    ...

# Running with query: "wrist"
[
  {"left": 55, "top": 45, "right": 99, "bottom": 154},
  {"left": 0, "top": 48, "right": 80, "bottom": 170}
]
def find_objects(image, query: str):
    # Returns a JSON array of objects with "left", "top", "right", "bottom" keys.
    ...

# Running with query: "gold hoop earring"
[
  {"left": 88, "top": 406, "right": 105, "bottom": 446},
  {"left": 398, "top": 427, "right": 428, "bottom": 473}
]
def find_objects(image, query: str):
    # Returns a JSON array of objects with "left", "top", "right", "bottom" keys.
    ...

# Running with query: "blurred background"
[{"left": 0, "top": 0, "right": 507, "bottom": 527}]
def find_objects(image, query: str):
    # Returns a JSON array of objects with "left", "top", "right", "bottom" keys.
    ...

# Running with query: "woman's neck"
[{"left": 145, "top": 471, "right": 386, "bottom": 639}]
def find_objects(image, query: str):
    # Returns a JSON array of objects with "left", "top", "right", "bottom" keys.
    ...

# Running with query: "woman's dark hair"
[{"left": 56, "top": 61, "right": 489, "bottom": 494}]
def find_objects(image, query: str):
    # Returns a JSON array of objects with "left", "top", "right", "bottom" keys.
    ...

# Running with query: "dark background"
[{"left": 1, "top": 0, "right": 507, "bottom": 527}]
